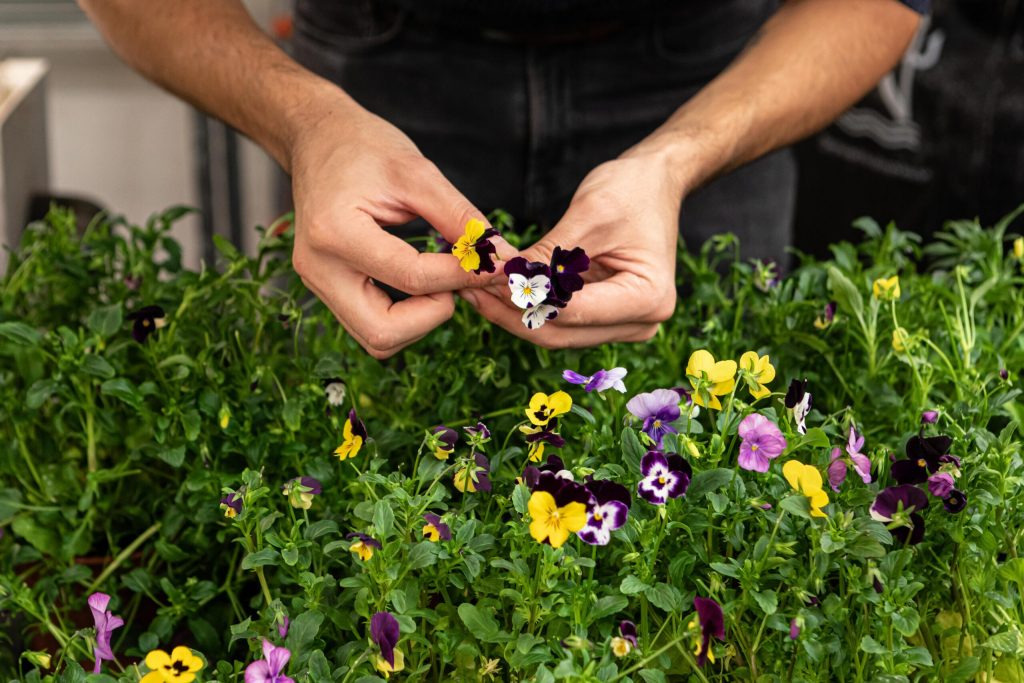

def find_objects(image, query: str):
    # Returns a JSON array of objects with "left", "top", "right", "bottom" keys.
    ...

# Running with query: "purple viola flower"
[
  {"left": 626, "top": 389, "right": 681, "bottom": 447},
  {"left": 829, "top": 426, "right": 872, "bottom": 490},
  {"left": 693, "top": 597, "right": 725, "bottom": 667},
  {"left": 126, "top": 304, "right": 165, "bottom": 343},
  {"left": 619, "top": 620, "right": 638, "bottom": 648},
  {"left": 464, "top": 422, "right": 491, "bottom": 442},
  {"left": 523, "top": 454, "right": 572, "bottom": 490},
  {"left": 927, "top": 472, "right": 954, "bottom": 498},
  {"left": 504, "top": 256, "right": 551, "bottom": 280},
  {"left": 784, "top": 379, "right": 812, "bottom": 435},
  {"left": 737, "top": 413, "right": 787, "bottom": 473},
  {"left": 220, "top": 490, "right": 243, "bottom": 519},
  {"left": 371, "top": 612, "right": 401, "bottom": 668},
  {"left": 870, "top": 485, "right": 930, "bottom": 545},
  {"left": 87, "top": 592, "right": 124, "bottom": 674},
  {"left": 814, "top": 301, "right": 837, "bottom": 330},
  {"left": 345, "top": 532, "right": 383, "bottom": 561},
  {"left": 522, "top": 423, "right": 566, "bottom": 462},
  {"left": 944, "top": 489, "right": 967, "bottom": 513},
  {"left": 549, "top": 246, "right": 590, "bottom": 303},
  {"left": 245, "top": 639, "right": 294, "bottom": 683},
  {"left": 891, "top": 434, "right": 952, "bottom": 485},
  {"left": 577, "top": 479, "right": 631, "bottom": 546},
  {"left": 277, "top": 614, "right": 290, "bottom": 639},
  {"left": 454, "top": 452, "right": 492, "bottom": 493},
  {"left": 1000, "top": 368, "right": 1010, "bottom": 380},
  {"left": 789, "top": 618, "right": 801, "bottom": 640},
  {"left": 637, "top": 451, "right": 691, "bottom": 505},
  {"left": 431, "top": 425, "right": 459, "bottom": 460},
  {"left": 422, "top": 512, "right": 452, "bottom": 542},
  {"left": 921, "top": 410, "right": 939, "bottom": 425},
  {"left": 562, "top": 367, "right": 627, "bottom": 394}
]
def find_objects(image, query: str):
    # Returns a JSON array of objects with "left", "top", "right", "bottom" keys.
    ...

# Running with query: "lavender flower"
[
  {"left": 562, "top": 367, "right": 627, "bottom": 394},
  {"left": 737, "top": 414, "right": 787, "bottom": 473},
  {"left": 244, "top": 640, "right": 294, "bottom": 683},
  {"left": 920, "top": 410, "right": 939, "bottom": 425},
  {"left": 626, "top": 389, "right": 681, "bottom": 447},
  {"left": 87, "top": 592, "right": 124, "bottom": 674}
]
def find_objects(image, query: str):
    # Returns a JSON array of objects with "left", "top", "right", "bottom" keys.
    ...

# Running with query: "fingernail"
[{"left": 460, "top": 291, "right": 479, "bottom": 306}]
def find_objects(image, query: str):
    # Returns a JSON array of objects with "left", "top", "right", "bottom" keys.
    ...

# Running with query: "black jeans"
[{"left": 292, "top": 0, "right": 796, "bottom": 265}]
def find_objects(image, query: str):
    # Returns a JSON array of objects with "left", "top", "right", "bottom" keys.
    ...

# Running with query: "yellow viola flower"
[
  {"left": 451, "top": 219, "right": 498, "bottom": 274},
  {"left": 140, "top": 647, "right": 204, "bottom": 683},
  {"left": 685, "top": 350, "right": 737, "bottom": 410},
  {"left": 374, "top": 648, "right": 405, "bottom": 679},
  {"left": 739, "top": 351, "right": 775, "bottom": 400},
  {"left": 1014, "top": 237, "right": 1024, "bottom": 259},
  {"left": 218, "top": 405, "right": 231, "bottom": 430},
  {"left": 454, "top": 454, "right": 492, "bottom": 493},
  {"left": 892, "top": 326, "right": 910, "bottom": 353},
  {"left": 872, "top": 275, "right": 901, "bottom": 301},
  {"left": 528, "top": 490, "right": 587, "bottom": 549},
  {"left": 782, "top": 460, "right": 830, "bottom": 518},
  {"left": 334, "top": 409, "right": 367, "bottom": 460},
  {"left": 346, "top": 532, "right": 381, "bottom": 561},
  {"left": 526, "top": 391, "right": 572, "bottom": 426}
]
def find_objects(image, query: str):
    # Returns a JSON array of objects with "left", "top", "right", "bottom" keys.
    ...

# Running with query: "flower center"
[
  {"left": 751, "top": 444, "right": 759, "bottom": 451},
  {"left": 523, "top": 286, "right": 533, "bottom": 296},
  {"left": 557, "top": 265, "right": 565, "bottom": 273},
  {"left": 653, "top": 420, "right": 661, "bottom": 429},
  {"left": 170, "top": 660, "right": 189, "bottom": 676},
  {"left": 917, "top": 458, "right": 927, "bottom": 468},
  {"left": 658, "top": 476, "right": 667, "bottom": 485},
  {"left": 593, "top": 511, "right": 603, "bottom": 521}
]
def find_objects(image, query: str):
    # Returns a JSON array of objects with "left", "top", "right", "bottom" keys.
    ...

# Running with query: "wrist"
[{"left": 622, "top": 123, "right": 732, "bottom": 199}]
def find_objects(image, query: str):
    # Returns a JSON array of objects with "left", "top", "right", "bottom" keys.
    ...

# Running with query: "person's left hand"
[{"left": 460, "top": 147, "right": 684, "bottom": 348}]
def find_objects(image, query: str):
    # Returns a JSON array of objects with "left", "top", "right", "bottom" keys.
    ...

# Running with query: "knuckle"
[
  {"left": 302, "top": 217, "right": 333, "bottom": 253},
  {"left": 366, "top": 328, "right": 398, "bottom": 353},
  {"left": 291, "top": 247, "right": 312, "bottom": 280},
  {"left": 650, "top": 293, "right": 677, "bottom": 322},
  {"left": 638, "top": 324, "right": 661, "bottom": 341},
  {"left": 394, "top": 260, "right": 427, "bottom": 294}
]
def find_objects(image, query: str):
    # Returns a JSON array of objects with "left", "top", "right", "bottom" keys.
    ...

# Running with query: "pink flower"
[
  {"left": 87, "top": 592, "right": 124, "bottom": 674},
  {"left": 737, "top": 414, "right": 787, "bottom": 472},
  {"left": 245, "top": 639, "right": 294, "bottom": 683}
]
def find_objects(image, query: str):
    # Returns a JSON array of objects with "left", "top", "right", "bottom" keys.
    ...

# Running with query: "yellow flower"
[
  {"left": 1014, "top": 237, "right": 1023, "bottom": 259},
  {"left": 453, "top": 455, "right": 490, "bottom": 493},
  {"left": 685, "top": 350, "right": 737, "bottom": 411},
  {"left": 526, "top": 391, "right": 572, "bottom": 426},
  {"left": 140, "top": 647, "right": 204, "bottom": 683},
  {"left": 872, "top": 275, "right": 901, "bottom": 301},
  {"left": 611, "top": 637, "right": 633, "bottom": 657},
  {"left": 452, "top": 219, "right": 487, "bottom": 272},
  {"left": 739, "top": 351, "right": 775, "bottom": 400},
  {"left": 528, "top": 490, "right": 587, "bottom": 549},
  {"left": 782, "top": 460, "right": 830, "bottom": 518},
  {"left": 422, "top": 524, "right": 440, "bottom": 542},
  {"left": 374, "top": 648, "right": 405, "bottom": 679},
  {"left": 480, "top": 658, "right": 502, "bottom": 679},
  {"left": 218, "top": 405, "right": 231, "bottom": 430},
  {"left": 892, "top": 326, "right": 910, "bottom": 353},
  {"left": 349, "top": 539, "right": 377, "bottom": 561},
  {"left": 334, "top": 409, "right": 366, "bottom": 460}
]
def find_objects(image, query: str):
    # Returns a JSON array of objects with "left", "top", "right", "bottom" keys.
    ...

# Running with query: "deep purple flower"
[
  {"left": 422, "top": 512, "right": 452, "bottom": 542},
  {"left": 872, "top": 575, "right": 884, "bottom": 594},
  {"left": 921, "top": 410, "right": 939, "bottom": 425},
  {"left": 927, "top": 472, "right": 955, "bottom": 498},
  {"left": 549, "top": 246, "right": 590, "bottom": 303},
  {"left": 431, "top": 425, "right": 458, "bottom": 460},
  {"left": 464, "top": 422, "right": 491, "bottom": 442},
  {"left": 562, "top": 367, "right": 627, "bottom": 394},
  {"left": 870, "top": 485, "right": 929, "bottom": 545},
  {"left": 523, "top": 454, "right": 572, "bottom": 490},
  {"left": 577, "top": 479, "right": 630, "bottom": 546},
  {"left": 693, "top": 597, "right": 725, "bottom": 667},
  {"left": 737, "top": 414, "right": 787, "bottom": 473},
  {"left": 637, "top": 451, "right": 691, "bottom": 505},
  {"left": 789, "top": 618, "right": 801, "bottom": 640},
  {"left": 504, "top": 256, "right": 551, "bottom": 280},
  {"left": 784, "top": 379, "right": 812, "bottom": 435},
  {"left": 626, "top": 389, "right": 681, "bottom": 447},
  {"left": 522, "top": 423, "right": 566, "bottom": 462},
  {"left": 814, "top": 301, "right": 837, "bottom": 329},
  {"left": 1000, "top": 368, "right": 1009, "bottom": 380},
  {"left": 126, "top": 305, "right": 165, "bottom": 343},
  {"left": 244, "top": 639, "right": 294, "bottom": 683},
  {"left": 891, "top": 434, "right": 952, "bottom": 485},
  {"left": 87, "top": 592, "right": 124, "bottom": 674},
  {"left": 944, "top": 489, "right": 967, "bottom": 513},
  {"left": 371, "top": 612, "right": 401, "bottom": 668},
  {"left": 619, "top": 620, "right": 638, "bottom": 648},
  {"left": 220, "top": 490, "right": 243, "bottom": 518}
]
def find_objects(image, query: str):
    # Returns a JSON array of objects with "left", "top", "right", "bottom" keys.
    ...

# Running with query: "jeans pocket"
[
  {"left": 293, "top": 0, "right": 406, "bottom": 57},
  {"left": 651, "top": 0, "right": 775, "bottom": 77}
]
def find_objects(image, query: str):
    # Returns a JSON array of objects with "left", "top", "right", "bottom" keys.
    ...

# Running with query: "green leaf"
[
  {"left": 999, "top": 558, "right": 1024, "bottom": 586},
  {"left": 458, "top": 603, "right": 507, "bottom": 643},
  {"left": 12, "top": 515, "right": 61, "bottom": 556},
  {"left": 373, "top": 500, "right": 395, "bottom": 539},
  {"left": 282, "top": 399, "right": 303, "bottom": 432},
  {"left": 779, "top": 494, "right": 812, "bottom": 519},
  {"left": 88, "top": 304, "right": 123, "bottom": 338},
  {"left": 570, "top": 403, "right": 596, "bottom": 425},
  {"left": 0, "top": 321, "right": 41, "bottom": 347},
  {"left": 590, "top": 595, "right": 629, "bottom": 622},
  {"left": 212, "top": 234, "right": 241, "bottom": 261},
  {"left": 285, "top": 610, "right": 324, "bottom": 658},
  {"left": 158, "top": 445, "right": 186, "bottom": 468},
  {"left": 181, "top": 409, "right": 201, "bottom": 441},
  {"left": 638, "top": 671, "right": 667, "bottom": 683},
  {"left": 983, "top": 631, "right": 1020, "bottom": 654},
  {"left": 827, "top": 265, "right": 865, "bottom": 320},
  {"left": 687, "top": 468, "right": 734, "bottom": 499},
  {"left": 100, "top": 378, "right": 141, "bottom": 408},
  {"left": 751, "top": 589, "right": 778, "bottom": 615},
  {"left": 407, "top": 541, "right": 437, "bottom": 570},
  {"left": 81, "top": 355, "right": 116, "bottom": 379},
  {"left": 619, "top": 575, "right": 650, "bottom": 595},
  {"left": 620, "top": 428, "right": 644, "bottom": 473},
  {"left": 944, "top": 656, "right": 981, "bottom": 683},
  {"left": 304, "top": 519, "right": 339, "bottom": 540},
  {"left": 891, "top": 606, "right": 920, "bottom": 637},
  {"left": 644, "top": 583, "right": 683, "bottom": 613},
  {"left": 241, "top": 548, "right": 279, "bottom": 569},
  {"left": 26, "top": 378, "right": 60, "bottom": 409},
  {"left": 860, "top": 635, "right": 886, "bottom": 654},
  {"left": 56, "top": 660, "right": 86, "bottom": 683},
  {"left": 512, "top": 483, "right": 531, "bottom": 516}
]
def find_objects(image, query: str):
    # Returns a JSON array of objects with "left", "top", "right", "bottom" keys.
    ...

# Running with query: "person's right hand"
[{"left": 289, "top": 93, "right": 511, "bottom": 359}]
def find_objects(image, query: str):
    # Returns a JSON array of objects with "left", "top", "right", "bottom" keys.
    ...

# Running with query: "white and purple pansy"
[
  {"left": 637, "top": 450, "right": 692, "bottom": 505},
  {"left": 784, "top": 379, "right": 812, "bottom": 435},
  {"left": 509, "top": 273, "right": 552, "bottom": 309},
  {"left": 577, "top": 479, "right": 631, "bottom": 546},
  {"left": 523, "top": 304, "right": 560, "bottom": 330}
]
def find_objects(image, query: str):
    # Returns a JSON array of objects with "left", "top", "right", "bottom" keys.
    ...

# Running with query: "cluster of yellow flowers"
[{"left": 685, "top": 350, "right": 776, "bottom": 410}]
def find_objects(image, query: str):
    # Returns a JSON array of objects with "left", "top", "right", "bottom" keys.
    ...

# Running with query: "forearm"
[
  {"left": 78, "top": 0, "right": 356, "bottom": 170},
  {"left": 631, "top": 0, "right": 921, "bottom": 196}
]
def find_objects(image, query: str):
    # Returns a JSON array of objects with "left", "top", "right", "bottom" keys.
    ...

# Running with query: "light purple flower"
[
  {"left": 921, "top": 410, "right": 939, "bottom": 424},
  {"left": 626, "top": 389, "right": 681, "bottom": 447},
  {"left": 88, "top": 592, "right": 124, "bottom": 674},
  {"left": 464, "top": 422, "right": 491, "bottom": 442},
  {"left": 577, "top": 480, "right": 630, "bottom": 546},
  {"left": 737, "top": 414, "right": 787, "bottom": 473},
  {"left": 245, "top": 639, "right": 294, "bottom": 683},
  {"left": 637, "top": 451, "right": 691, "bottom": 505},
  {"left": 789, "top": 618, "right": 801, "bottom": 640},
  {"left": 562, "top": 367, "right": 628, "bottom": 394},
  {"left": 928, "top": 472, "right": 955, "bottom": 498},
  {"left": 371, "top": 612, "right": 401, "bottom": 668},
  {"left": 277, "top": 614, "right": 290, "bottom": 639}
]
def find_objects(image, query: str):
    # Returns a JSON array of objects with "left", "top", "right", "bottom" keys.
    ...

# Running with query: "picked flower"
[
  {"left": 690, "top": 597, "right": 725, "bottom": 666},
  {"left": 334, "top": 409, "right": 367, "bottom": 461},
  {"left": 522, "top": 304, "right": 560, "bottom": 330},
  {"left": 322, "top": 378, "right": 347, "bottom": 407},
  {"left": 140, "top": 646, "right": 204, "bottom": 683},
  {"left": 870, "top": 484, "right": 929, "bottom": 544},
  {"left": 219, "top": 490, "right": 243, "bottom": 519},
  {"left": 737, "top": 413, "right": 787, "bottom": 473},
  {"left": 429, "top": 425, "right": 458, "bottom": 461},
  {"left": 782, "top": 460, "right": 830, "bottom": 518},
  {"left": 637, "top": 450, "right": 692, "bottom": 505},
  {"left": 528, "top": 478, "right": 589, "bottom": 549},
  {"left": 577, "top": 479, "right": 630, "bottom": 546},
  {"left": 814, "top": 301, "right": 837, "bottom": 330},
  {"left": 563, "top": 367, "right": 627, "bottom": 394},
  {"left": 520, "top": 423, "right": 566, "bottom": 462},
  {"left": 611, "top": 620, "right": 638, "bottom": 657},
  {"left": 738, "top": 351, "right": 776, "bottom": 400},
  {"left": 505, "top": 257, "right": 553, "bottom": 309},
  {"left": 454, "top": 453, "right": 492, "bottom": 493},
  {"left": 371, "top": 612, "right": 405, "bottom": 678},
  {"left": 244, "top": 640, "right": 294, "bottom": 683},
  {"left": 872, "top": 275, "right": 901, "bottom": 301},
  {"left": 451, "top": 218, "right": 499, "bottom": 274},
  {"left": 526, "top": 391, "right": 572, "bottom": 426},
  {"left": 827, "top": 426, "right": 872, "bottom": 490},
  {"left": 422, "top": 512, "right": 451, "bottom": 542},
  {"left": 549, "top": 246, "right": 590, "bottom": 303},
  {"left": 685, "top": 350, "right": 738, "bottom": 410},
  {"left": 282, "top": 477, "right": 321, "bottom": 510},
  {"left": 626, "top": 389, "right": 681, "bottom": 447},
  {"left": 784, "top": 379, "right": 812, "bottom": 435},
  {"left": 127, "top": 305, "right": 166, "bottom": 343},
  {"left": 345, "top": 532, "right": 382, "bottom": 561},
  {"left": 87, "top": 592, "right": 124, "bottom": 674}
]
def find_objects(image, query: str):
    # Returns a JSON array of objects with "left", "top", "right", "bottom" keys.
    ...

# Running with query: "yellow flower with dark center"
[
  {"left": 528, "top": 490, "right": 587, "bottom": 549},
  {"left": 140, "top": 647, "right": 204, "bottom": 683},
  {"left": 739, "top": 351, "right": 775, "bottom": 400},
  {"left": 452, "top": 219, "right": 496, "bottom": 273},
  {"left": 782, "top": 460, "right": 830, "bottom": 518},
  {"left": 526, "top": 391, "right": 572, "bottom": 426},
  {"left": 685, "top": 350, "right": 737, "bottom": 410},
  {"left": 334, "top": 409, "right": 367, "bottom": 460},
  {"left": 374, "top": 648, "right": 405, "bottom": 679},
  {"left": 872, "top": 275, "right": 901, "bottom": 301}
]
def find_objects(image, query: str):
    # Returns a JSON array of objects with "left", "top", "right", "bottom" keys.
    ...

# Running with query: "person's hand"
[
  {"left": 460, "top": 148, "right": 683, "bottom": 348},
  {"left": 289, "top": 95, "right": 512, "bottom": 359}
]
